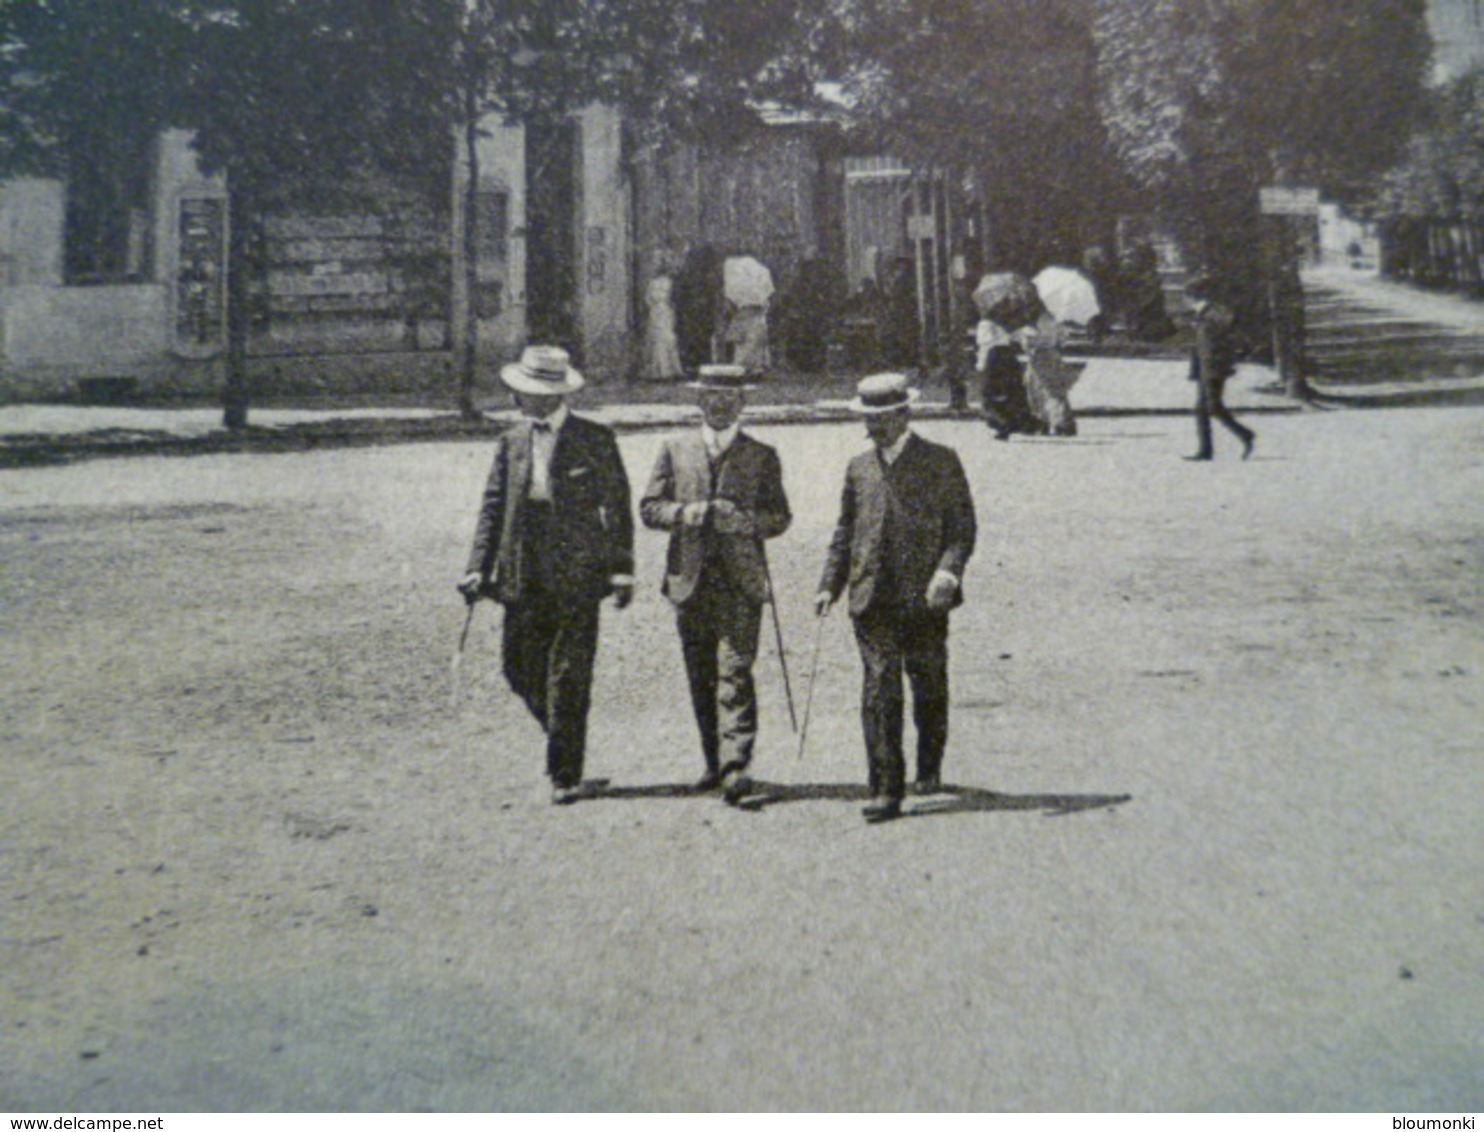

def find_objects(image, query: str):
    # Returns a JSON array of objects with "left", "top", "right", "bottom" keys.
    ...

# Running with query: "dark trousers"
[
  {"left": 1194, "top": 375, "right": 1254, "bottom": 457},
  {"left": 500, "top": 504, "right": 601, "bottom": 788},
  {"left": 677, "top": 569, "right": 761, "bottom": 775},
  {"left": 853, "top": 605, "right": 950, "bottom": 800}
]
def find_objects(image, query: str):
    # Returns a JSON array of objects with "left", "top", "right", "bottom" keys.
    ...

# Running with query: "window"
[{"left": 63, "top": 143, "right": 154, "bottom": 285}]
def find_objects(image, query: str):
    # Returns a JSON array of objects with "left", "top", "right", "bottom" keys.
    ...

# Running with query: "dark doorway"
[{"left": 525, "top": 119, "right": 581, "bottom": 359}]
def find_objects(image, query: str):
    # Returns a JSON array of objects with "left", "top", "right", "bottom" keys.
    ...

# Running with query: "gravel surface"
[{"left": 3, "top": 410, "right": 1482, "bottom": 1111}]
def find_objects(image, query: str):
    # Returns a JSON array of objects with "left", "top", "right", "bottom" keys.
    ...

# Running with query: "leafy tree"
[
  {"left": 174, "top": 0, "right": 457, "bottom": 426},
  {"left": 1092, "top": 0, "right": 1431, "bottom": 395},
  {"left": 0, "top": 0, "right": 188, "bottom": 277},
  {"left": 818, "top": 0, "right": 1121, "bottom": 271},
  {"left": 1375, "top": 68, "right": 1484, "bottom": 220}
]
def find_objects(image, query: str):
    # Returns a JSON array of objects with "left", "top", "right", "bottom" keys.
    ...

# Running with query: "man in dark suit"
[
  {"left": 640, "top": 364, "right": 792, "bottom": 804},
  {"left": 816, "top": 373, "right": 977, "bottom": 823},
  {"left": 459, "top": 345, "right": 635, "bottom": 805},
  {"left": 1184, "top": 272, "right": 1255, "bottom": 461}
]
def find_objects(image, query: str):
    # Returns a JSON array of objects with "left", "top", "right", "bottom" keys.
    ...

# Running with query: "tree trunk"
[
  {"left": 451, "top": 112, "right": 481, "bottom": 420},
  {"left": 222, "top": 181, "right": 254, "bottom": 430}
]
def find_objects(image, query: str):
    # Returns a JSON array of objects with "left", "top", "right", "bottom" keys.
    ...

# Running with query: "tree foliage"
[
  {"left": 1093, "top": 0, "right": 1431, "bottom": 269},
  {"left": 1375, "top": 68, "right": 1484, "bottom": 221},
  {"left": 820, "top": 0, "right": 1121, "bottom": 269}
]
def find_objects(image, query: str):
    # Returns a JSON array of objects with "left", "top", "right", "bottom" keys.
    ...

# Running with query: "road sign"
[{"left": 1260, "top": 186, "right": 1321, "bottom": 216}]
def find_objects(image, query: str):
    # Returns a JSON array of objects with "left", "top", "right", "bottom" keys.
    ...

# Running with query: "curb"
[{"left": 0, "top": 398, "right": 1315, "bottom": 470}]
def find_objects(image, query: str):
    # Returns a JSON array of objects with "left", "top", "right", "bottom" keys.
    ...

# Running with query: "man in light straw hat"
[
  {"left": 816, "top": 373, "right": 977, "bottom": 823},
  {"left": 640, "top": 364, "right": 792, "bottom": 804},
  {"left": 459, "top": 345, "right": 634, "bottom": 805}
]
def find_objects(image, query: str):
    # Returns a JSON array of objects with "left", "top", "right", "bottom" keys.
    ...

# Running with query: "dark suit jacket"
[
  {"left": 819, "top": 433, "right": 977, "bottom": 618},
  {"left": 1189, "top": 300, "right": 1238, "bottom": 386},
  {"left": 639, "top": 431, "right": 791, "bottom": 606},
  {"left": 466, "top": 413, "right": 634, "bottom": 606}
]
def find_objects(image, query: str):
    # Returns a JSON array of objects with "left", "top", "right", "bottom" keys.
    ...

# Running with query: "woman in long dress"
[
  {"left": 976, "top": 315, "right": 1038, "bottom": 439},
  {"left": 641, "top": 273, "right": 683, "bottom": 381},
  {"left": 1017, "top": 305, "right": 1081, "bottom": 436}
]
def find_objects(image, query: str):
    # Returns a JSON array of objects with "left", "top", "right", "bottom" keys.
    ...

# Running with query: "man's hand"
[
  {"left": 612, "top": 582, "right": 634, "bottom": 610},
  {"left": 925, "top": 571, "right": 958, "bottom": 612},
  {"left": 680, "top": 501, "right": 710, "bottom": 528},
  {"left": 709, "top": 498, "right": 756, "bottom": 536},
  {"left": 814, "top": 592, "right": 834, "bottom": 618},
  {"left": 457, "top": 572, "right": 485, "bottom": 606}
]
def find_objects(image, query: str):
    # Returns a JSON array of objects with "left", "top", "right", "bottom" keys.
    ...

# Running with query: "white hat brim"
[
  {"left": 500, "top": 364, "right": 585, "bottom": 395},
  {"left": 847, "top": 387, "right": 920, "bottom": 414}
]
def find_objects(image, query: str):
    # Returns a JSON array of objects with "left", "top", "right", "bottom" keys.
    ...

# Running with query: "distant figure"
[
  {"left": 641, "top": 272, "right": 683, "bottom": 382},
  {"left": 1183, "top": 273, "right": 1255, "bottom": 462},
  {"left": 1120, "top": 241, "right": 1174, "bottom": 341},
  {"left": 880, "top": 255, "right": 921, "bottom": 369},
  {"left": 674, "top": 245, "right": 725, "bottom": 371},
  {"left": 1018, "top": 303, "right": 1080, "bottom": 437},
  {"left": 1081, "top": 245, "right": 1118, "bottom": 341},
  {"left": 976, "top": 315, "right": 1038, "bottom": 439},
  {"left": 939, "top": 273, "right": 974, "bottom": 412},
  {"left": 722, "top": 300, "right": 771, "bottom": 372},
  {"left": 839, "top": 276, "right": 886, "bottom": 370},
  {"left": 778, "top": 257, "right": 842, "bottom": 373},
  {"left": 721, "top": 255, "right": 774, "bottom": 373}
]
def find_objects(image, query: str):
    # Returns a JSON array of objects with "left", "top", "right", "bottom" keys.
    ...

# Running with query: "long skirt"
[{"left": 980, "top": 346, "right": 1040, "bottom": 438}]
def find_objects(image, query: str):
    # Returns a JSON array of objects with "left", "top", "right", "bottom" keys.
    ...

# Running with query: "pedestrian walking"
[
  {"left": 458, "top": 345, "right": 635, "bottom": 805},
  {"left": 815, "top": 373, "right": 978, "bottom": 823},
  {"left": 640, "top": 364, "right": 792, "bottom": 805},
  {"left": 641, "top": 270, "right": 683, "bottom": 382},
  {"left": 1018, "top": 304, "right": 1080, "bottom": 437},
  {"left": 1184, "top": 273, "right": 1256, "bottom": 461}
]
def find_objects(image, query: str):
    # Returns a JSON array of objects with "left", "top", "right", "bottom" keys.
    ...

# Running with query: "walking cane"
[
  {"left": 449, "top": 599, "right": 477, "bottom": 707},
  {"left": 796, "top": 611, "right": 828, "bottom": 761},
  {"left": 761, "top": 550, "right": 798, "bottom": 733}
]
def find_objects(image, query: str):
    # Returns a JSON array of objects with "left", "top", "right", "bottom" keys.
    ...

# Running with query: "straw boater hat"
[
  {"left": 687, "top": 363, "right": 755, "bottom": 392},
  {"left": 847, "top": 372, "right": 921, "bottom": 414},
  {"left": 501, "top": 345, "right": 585, "bottom": 395}
]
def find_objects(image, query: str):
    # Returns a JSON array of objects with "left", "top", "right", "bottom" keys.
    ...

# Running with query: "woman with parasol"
[{"left": 972, "top": 272, "right": 1042, "bottom": 439}]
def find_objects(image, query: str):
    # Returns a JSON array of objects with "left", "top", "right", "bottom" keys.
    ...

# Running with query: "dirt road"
[{"left": 3, "top": 408, "right": 1482, "bottom": 1111}]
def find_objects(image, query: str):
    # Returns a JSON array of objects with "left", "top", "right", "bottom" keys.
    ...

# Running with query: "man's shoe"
[
  {"left": 1241, "top": 434, "right": 1256, "bottom": 461},
  {"left": 862, "top": 795, "right": 903, "bottom": 823},
  {"left": 551, "top": 784, "right": 581, "bottom": 806},
  {"left": 721, "top": 772, "right": 754, "bottom": 807},
  {"left": 912, "top": 776, "right": 942, "bottom": 796},
  {"left": 694, "top": 768, "right": 723, "bottom": 792},
  {"left": 1182, "top": 453, "right": 1213, "bottom": 462}
]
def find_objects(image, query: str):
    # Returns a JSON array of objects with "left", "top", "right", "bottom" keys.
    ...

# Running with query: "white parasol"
[
  {"left": 1033, "top": 265, "right": 1101, "bottom": 326},
  {"left": 724, "top": 256, "right": 775, "bottom": 307}
]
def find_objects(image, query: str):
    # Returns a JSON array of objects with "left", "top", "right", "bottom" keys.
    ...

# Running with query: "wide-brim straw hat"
[
  {"left": 686, "top": 363, "right": 756, "bottom": 392},
  {"left": 847, "top": 372, "right": 921, "bottom": 414},
  {"left": 501, "top": 345, "right": 585, "bottom": 395}
]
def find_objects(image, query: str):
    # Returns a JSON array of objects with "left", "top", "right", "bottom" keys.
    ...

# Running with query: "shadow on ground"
[{"left": 586, "top": 780, "right": 1132, "bottom": 818}]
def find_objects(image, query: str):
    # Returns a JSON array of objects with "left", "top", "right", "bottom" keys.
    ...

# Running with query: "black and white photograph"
[{"left": 2, "top": 0, "right": 1482, "bottom": 1114}]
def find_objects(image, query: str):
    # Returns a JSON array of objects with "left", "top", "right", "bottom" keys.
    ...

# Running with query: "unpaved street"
[{"left": 3, "top": 409, "right": 1482, "bottom": 1111}]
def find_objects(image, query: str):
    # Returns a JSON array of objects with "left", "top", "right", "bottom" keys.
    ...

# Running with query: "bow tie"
[{"left": 531, "top": 420, "right": 553, "bottom": 433}]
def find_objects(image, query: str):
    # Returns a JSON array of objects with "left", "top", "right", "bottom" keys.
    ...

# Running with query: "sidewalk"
[{"left": 0, "top": 356, "right": 1293, "bottom": 466}]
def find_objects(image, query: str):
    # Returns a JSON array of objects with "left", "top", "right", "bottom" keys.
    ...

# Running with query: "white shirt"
[
  {"left": 526, "top": 403, "right": 569, "bottom": 503},
  {"left": 701, "top": 421, "right": 740, "bottom": 463},
  {"left": 878, "top": 427, "right": 913, "bottom": 467}
]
